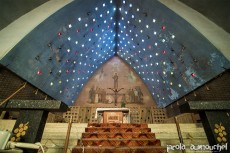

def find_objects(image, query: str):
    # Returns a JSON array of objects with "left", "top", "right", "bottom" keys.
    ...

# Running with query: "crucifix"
[{"left": 108, "top": 73, "right": 124, "bottom": 106}]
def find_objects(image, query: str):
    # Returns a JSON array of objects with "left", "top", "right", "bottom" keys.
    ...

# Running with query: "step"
[
  {"left": 88, "top": 123, "right": 148, "bottom": 128},
  {"left": 72, "top": 146, "right": 167, "bottom": 153},
  {"left": 77, "top": 139, "right": 161, "bottom": 147},
  {"left": 85, "top": 127, "right": 151, "bottom": 133},
  {"left": 82, "top": 132, "right": 156, "bottom": 139}
]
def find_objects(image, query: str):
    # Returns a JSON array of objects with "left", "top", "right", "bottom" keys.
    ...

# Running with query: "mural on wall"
[{"left": 75, "top": 56, "right": 157, "bottom": 107}]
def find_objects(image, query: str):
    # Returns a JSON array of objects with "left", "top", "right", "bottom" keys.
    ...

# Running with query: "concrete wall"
[{"left": 166, "top": 70, "right": 230, "bottom": 117}]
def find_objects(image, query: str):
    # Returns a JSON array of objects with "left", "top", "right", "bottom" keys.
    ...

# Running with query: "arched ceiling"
[{"left": 0, "top": 0, "right": 230, "bottom": 107}]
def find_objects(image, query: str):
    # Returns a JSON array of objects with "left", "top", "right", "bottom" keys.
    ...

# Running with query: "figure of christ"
[{"left": 112, "top": 73, "right": 118, "bottom": 89}]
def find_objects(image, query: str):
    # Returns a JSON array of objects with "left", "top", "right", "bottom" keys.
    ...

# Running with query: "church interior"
[{"left": 0, "top": 0, "right": 230, "bottom": 152}]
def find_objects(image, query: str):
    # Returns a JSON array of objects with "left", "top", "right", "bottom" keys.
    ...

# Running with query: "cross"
[{"left": 108, "top": 88, "right": 124, "bottom": 106}]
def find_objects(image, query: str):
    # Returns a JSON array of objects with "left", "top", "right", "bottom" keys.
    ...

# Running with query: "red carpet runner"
[{"left": 72, "top": 123, "right": 166, "bottom": 153}]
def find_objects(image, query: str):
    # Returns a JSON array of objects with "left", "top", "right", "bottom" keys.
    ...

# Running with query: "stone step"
[
  {"left": 88, "top": 123, "right": 148, "bottom": 128},
  {"left": 82, "top": 132, "right": 156, "bottom": 139},
  {"left": 77, "top": 139, "right": 161, "bottom": 147},
  {"left": 72, "top": 146, "right": 167, "bottom": 153},
  {"left": 85, "top": 127, "right": 151, "bottom": 133}
]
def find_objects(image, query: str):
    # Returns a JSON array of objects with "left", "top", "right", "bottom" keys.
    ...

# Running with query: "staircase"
[{"left": 72, "top": 123, "right": 166, "bottom": 153}]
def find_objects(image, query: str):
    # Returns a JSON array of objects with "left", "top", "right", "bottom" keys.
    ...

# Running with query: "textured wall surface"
[
  {"left": 166, "top": 70, "right": 230, "bottom": 117},
  {"left": 0, "top": 0, "right": 229, "bottom": 107},
  {"left": 0, "top": 66, "right": 53, "bottom": 100}
]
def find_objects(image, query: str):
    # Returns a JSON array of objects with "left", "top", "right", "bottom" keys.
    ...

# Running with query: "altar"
[{"left": 95, "top": 108, "right": 130, "bottom": 123}]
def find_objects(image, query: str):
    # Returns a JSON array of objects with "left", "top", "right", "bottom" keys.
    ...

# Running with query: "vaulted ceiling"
[{"left": 0, "top": 0, "right": 230, "bottom": 107}]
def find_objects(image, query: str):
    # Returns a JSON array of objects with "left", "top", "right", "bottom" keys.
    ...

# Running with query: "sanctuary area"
[{"left": 0, "top": 0, "right": 230, "bottom": 152}]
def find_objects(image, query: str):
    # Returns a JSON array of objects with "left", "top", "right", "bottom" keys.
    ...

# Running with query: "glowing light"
[
  {"left": 37, "top": 70, "right": 41, "bottom": 75},
  {"left": 95, "top": 7, "right": 98, "bottom": 11},
  {"left": 78, "top": 17, "right": 81, "bottom": 21},
  {"left": 68, "top": 24, "right": 72, "bottom": 28}
]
